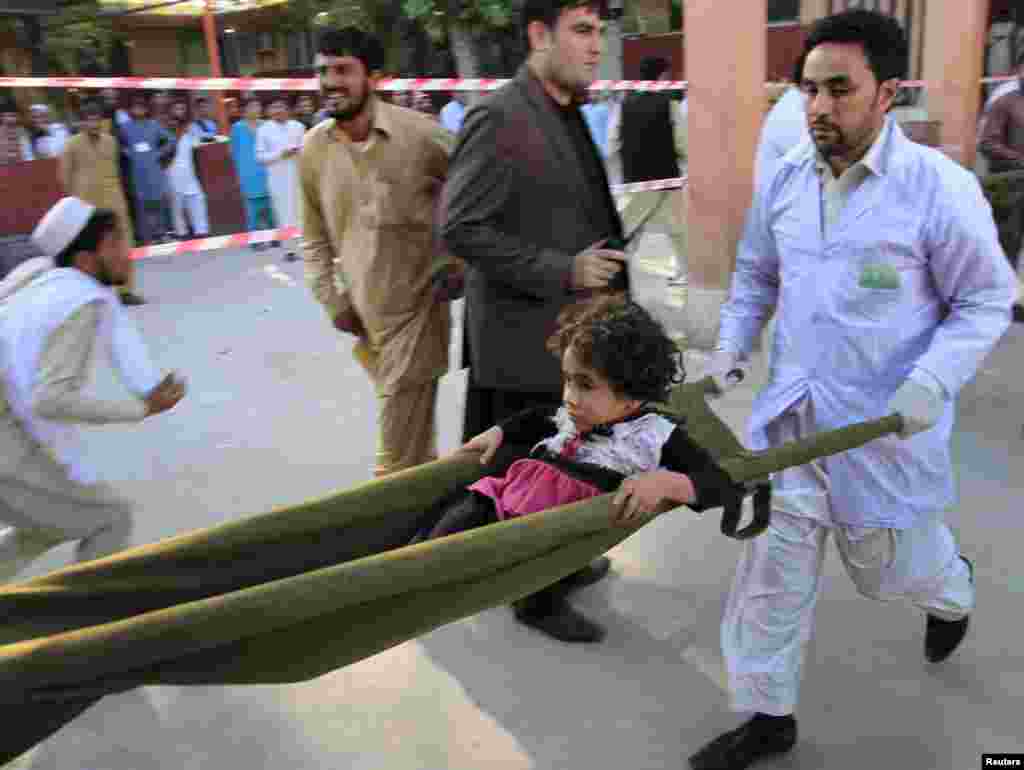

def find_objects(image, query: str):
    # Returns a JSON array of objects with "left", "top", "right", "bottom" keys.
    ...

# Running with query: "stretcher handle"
[
  {"left": 720, "top": 413, "right": 905, "bottom": 485},
  {"left": 694, "top": 372, "right": 744, "bottom": 397},
  {"left": 719, "top": 482, "right": 772, "bottom": 540}
]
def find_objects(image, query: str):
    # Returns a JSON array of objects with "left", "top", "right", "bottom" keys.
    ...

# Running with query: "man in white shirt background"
[
  {"left": 439, "top": 92, "right": 467, "bottom": 135},
  {"left": 608, "top": 56, "right": 688, "bottom": 303},
  {"left": 754, "top": 56, "right": 809, "bottom": 187},
  {"left": 257, "top": 97, "right": 305, "bottom": 261},
  {"left": 28, "top": 104, "right": 70, "bottom": 159},
  {"left": 168, "top": 107, "right": 210, "bottom": 240},
  {"left": 189, "top": 96, "right": 220, "bottom": 142}
]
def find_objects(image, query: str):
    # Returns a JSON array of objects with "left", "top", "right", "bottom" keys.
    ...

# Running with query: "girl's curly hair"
[{"left": 546, "top": 294, "right": 684, "bottom": 403}]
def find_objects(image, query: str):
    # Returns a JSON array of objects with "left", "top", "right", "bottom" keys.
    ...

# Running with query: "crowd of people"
[
  {"left": 2, "top": 85, "right": 474, "bottom": 272},
  {"left": 1, "top": 2, "right": 1023, "bottom": 769}
]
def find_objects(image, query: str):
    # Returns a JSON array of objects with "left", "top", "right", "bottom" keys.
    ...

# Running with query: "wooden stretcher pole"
[{"left": 203, "top": 0, "right": 229, "bottom": 135}]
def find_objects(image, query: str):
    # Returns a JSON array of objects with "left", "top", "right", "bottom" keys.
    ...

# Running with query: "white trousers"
[
  {"left": 171, "top": 191, "right": 209, "bottom": 238},
  {"left": 721, "top": 407, "right": 974, "bottom": 716},
  {"left": 0, "top": 415, "right": 133, "bottom": 582}
]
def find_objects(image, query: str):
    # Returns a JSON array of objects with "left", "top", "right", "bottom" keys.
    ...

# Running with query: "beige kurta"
[
  {"left": 59, "top": 132, "right": 132, "bottom": 228},
  {"left": 300, "top": 98, "right": 455, "bottom": 395}
]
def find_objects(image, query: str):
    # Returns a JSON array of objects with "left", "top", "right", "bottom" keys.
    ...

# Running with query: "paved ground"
[{"left": 6, "top": 235, "right": 1024, "bottom": 770}]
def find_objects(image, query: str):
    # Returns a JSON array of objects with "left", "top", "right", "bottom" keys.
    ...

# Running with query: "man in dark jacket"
[{"left": 441, "top": 0, "right": 626, "bottom": 644}]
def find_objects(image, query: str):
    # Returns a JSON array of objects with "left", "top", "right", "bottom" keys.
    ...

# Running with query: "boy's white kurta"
[
  {"left": 714, "top": 116, "right": 1016, "bottom": 716},
  {"left": 256, "top": 119, "right": 305, "bottom": 228},
  {"left": 719, "top": 117, "right": 1016, "bottom": 530},
  {"left": 0, "top": 262, "right": 160, "bottom": 579}
]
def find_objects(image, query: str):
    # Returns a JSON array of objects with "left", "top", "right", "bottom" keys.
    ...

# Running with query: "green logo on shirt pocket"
[{"left": 858, "top": 262, "right": 901, "bottom": 290}]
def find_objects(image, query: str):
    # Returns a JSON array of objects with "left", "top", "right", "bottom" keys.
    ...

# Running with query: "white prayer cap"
[{"left": 32, "top": 197, "right": 97, "bottom": 259}]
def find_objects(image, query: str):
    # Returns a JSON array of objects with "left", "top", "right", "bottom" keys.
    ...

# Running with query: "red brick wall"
[
  {"left": 0, "top": 145, "right": 245, "bottom": 238},
  {"left": 0, "top": 158, "right": 64, "bottom": 236},
  {"left": 622, "top": 24, "right": 807, "bottom": 83}
]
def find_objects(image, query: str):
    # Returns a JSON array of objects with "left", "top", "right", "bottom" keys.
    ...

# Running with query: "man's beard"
[
  {"left": 326, "top": 85, "right": 370, "bottom": 122},
  {"left": 809, "top": 120, "right": 847, "bottom": 158},
  {"left": 95, "top": 260, "right": 119, "bottom": 287}
]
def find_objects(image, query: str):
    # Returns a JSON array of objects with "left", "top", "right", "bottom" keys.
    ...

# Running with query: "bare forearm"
[{"left": 34, "top": 389, "right": 146, "bottom": 423}]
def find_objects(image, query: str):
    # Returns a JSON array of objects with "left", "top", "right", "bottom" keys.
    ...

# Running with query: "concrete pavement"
[{"left": 6, "top": 236, "right": 1024, "bottom": 770}]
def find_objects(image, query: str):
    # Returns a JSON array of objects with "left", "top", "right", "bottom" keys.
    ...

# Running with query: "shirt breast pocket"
[
  {"left": 838, "top": 280, "right": 902, "bottom": 322},
  {"left": 376, "top": 169, "right": 434, "bottom": 227},
  {"left": 836, "top": 255, "right": 922, "bottom": 323},
  {"left": 835, "top": 213, "right": 925, "bottom": 322}
]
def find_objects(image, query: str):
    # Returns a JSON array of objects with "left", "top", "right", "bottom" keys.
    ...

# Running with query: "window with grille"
[{"left": 767, "top": 0, "right": 800, "bottom": 24}]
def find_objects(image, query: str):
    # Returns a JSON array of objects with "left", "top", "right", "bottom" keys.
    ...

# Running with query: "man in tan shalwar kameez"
[
  {"left": 60, "top": 99, "right": 145, "bottom": 305},
  {"left": 300, "top": 27, "right": 456, "bottom": 477}
]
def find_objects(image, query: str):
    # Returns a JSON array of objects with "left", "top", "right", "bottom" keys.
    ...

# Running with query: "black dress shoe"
[
  {"left": 557, "top": 556, "right": 612, "bottom": 592},
  {"left": 925, "top": 556, "right": 973, "bottom": 663},
  {"left": 689, "top": 715, "right": 797, "bottom": 770},
  {"left": 513, "top": 599, "right": 606, "bottom": 643},
  {"left": 118, "top": 290, "right": 147, "bottom": 306},
  {"left": 1012, "top": 304, "right": 1024, "bottom": 324}
]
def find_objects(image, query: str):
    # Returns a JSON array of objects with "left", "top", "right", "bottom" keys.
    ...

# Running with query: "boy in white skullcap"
[{"left": 0, "top": 197, "right": 187, "bottom": 582}]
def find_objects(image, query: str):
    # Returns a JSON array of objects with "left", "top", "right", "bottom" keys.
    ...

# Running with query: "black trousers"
[
  {"left": 1001, "top": 201, "right": 1023, "bottom": 272},
  {"left": 422, "top": 490, "right": 499, "bottom": 540},
  {"left": 417, "top": 489, "right": 569, "bottom": 613},
  {"left": 462, "top": 384, "right": 561, "bottom": 442}
]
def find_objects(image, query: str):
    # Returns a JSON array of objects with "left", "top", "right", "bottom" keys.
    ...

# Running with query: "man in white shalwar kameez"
[
  {"left": 690, "top": 12, "right": 1016, "bottom": 770},
  {"left": 257, "top": 98, "right": 306, "bottom": 260},
  {"left": 0, "top": 198, "right": 187, "bottom": 583},
  {"left": 168, "top": 118, "right": 210, "bottom": 239}
]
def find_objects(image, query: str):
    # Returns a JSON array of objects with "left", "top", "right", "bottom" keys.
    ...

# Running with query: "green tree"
[
  {"left": 278, "top": 0, "right": 409, "bottom": 73},
  {"left": 1, "top": 2, "right": 120, "bottom": 115},
  {"left": 403, "top": 0, "right": 519, "bottom": 82}
]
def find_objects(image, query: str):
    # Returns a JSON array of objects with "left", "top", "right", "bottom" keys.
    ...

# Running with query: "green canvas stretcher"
[{"left": 0, "top": 377, "right": 904, "bottom": 763}]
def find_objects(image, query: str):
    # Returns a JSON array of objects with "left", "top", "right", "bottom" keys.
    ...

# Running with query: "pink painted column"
[
  {"left": 677, "top": 0, "right": 766, "bottom": 349},
  {"left": 922, "top": 0, "right": 990, "bottom": 168}
]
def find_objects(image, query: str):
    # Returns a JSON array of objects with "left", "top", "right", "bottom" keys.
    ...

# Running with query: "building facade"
[{"left": 625, "top": 0, "right": 1020, "bottom": 85}]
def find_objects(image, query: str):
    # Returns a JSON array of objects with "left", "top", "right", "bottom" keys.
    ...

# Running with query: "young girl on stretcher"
[{"left": 419, "top": 294, "right": 734, "bottom": 643}]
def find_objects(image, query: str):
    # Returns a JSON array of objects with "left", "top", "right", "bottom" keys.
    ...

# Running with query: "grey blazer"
[{"left": 441, "top": 66, "right": 623, "bottom": 392}]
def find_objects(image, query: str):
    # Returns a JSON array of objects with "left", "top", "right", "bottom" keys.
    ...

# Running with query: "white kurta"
[
  {"left": 257, "top": 119, "right": 305, "bottom": 228},
  {"left": 754, "top": 86, "right": 807, "bottom": 187},
  {"left": 716, "top": 117, "right": 1000, "bottom": 717},
  {"left": 168, "top": 130, "right": 203, "bottom": 197},
  {"left": 0, "top": 263, "right": 159, "bottom": 580},
  {"left": 34, "top": 123, "right": 70, "bottom": 159},
  {"left": 718, "top": 117, "right": 1016, "bottom": 529},
  {"left": 167, "top": 131, "right": 210, "bottom": 236}
]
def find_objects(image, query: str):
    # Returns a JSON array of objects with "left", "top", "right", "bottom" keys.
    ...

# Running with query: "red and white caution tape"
[
  {"left": 0, "top": 75, "right": 680, "bottom": 92},
  {"left": 1, "top": 74, "right": 1017, "bottom": 92},
  {"left": 130, "top": 226, "right": 300, "bottom": 260},
  {"left": 129, "top": 178, "right": 687, "bottom": 260},
  {"left": 614, "top": 176, "right": 688, "bottom": 194}
]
